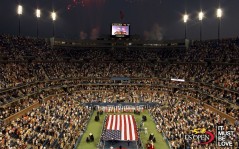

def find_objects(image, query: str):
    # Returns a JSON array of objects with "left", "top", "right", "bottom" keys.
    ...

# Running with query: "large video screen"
[{"left": 111, "top": 23, "right": 130, "bottom": 37}]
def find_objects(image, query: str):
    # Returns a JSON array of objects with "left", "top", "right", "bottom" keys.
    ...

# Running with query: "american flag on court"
[{"left": 102, "top": 114, "right": 138, "bottom": 141}]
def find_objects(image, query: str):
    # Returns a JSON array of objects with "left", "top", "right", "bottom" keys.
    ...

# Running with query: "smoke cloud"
[
  {"left": 90, "top": 27, "right": 100, "bottom": 40},
  {"left": 80, "top": 31, "right": 88, "bottom": 39},
  {"left": 144, "top": 23, "right": 163, "bottom": 40}
]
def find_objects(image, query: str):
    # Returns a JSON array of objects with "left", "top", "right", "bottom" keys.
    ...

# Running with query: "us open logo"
[{"left": 184, "top": 128, "right": 215, "bottom": 145}]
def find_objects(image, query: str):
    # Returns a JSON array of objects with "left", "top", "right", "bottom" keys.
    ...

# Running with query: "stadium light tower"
[
  {"left": 183, "top": 14, "right": 189, "bottom": 39},
  {"left": 51, "top": 11, "right": 56, "bottom": 37},
  {"left": 198, "top": 11, "right": 204, "bottom": 41},
  {"left": 36, "top": 9, "right": 41, "bottom": 38},
  {"left": 17, "top": 4, "right": 23, "bottom": 36},
  {"left": 217, "top": 8, "right": 222, "bottom": 40}
]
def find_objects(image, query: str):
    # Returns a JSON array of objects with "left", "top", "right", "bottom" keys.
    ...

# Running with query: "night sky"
[{"left": 0, "top": 0, "right": 238, "bottom": 40}]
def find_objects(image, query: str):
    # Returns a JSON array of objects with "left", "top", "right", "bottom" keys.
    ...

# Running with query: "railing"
[
  {"left": 1, "top": 77, "right": 238, "bottom": 112},
  {"left": 183, "top": 94, "right": 236, "bottom": 124},
  {"left": 3, "top": 94, "right": 64, "bottom": 124}
]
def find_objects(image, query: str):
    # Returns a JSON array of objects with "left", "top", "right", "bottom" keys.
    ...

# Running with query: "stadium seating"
[{"left": 0, "top": 35, "right": 238, "bottom": 148}]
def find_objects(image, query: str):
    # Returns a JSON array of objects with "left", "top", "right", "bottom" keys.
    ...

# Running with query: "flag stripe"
[
  {"left": 117, "top": 115, "right": 120, "bottom": 130},
  {"left": 111, "top": 115, "right": 115, "bottom": 130},
  {"left": 129, "top": 115, "right": 135, "bottom": 140},
  {"left": 121, "top": 115, "right": 125, "bottom": 140},
  {"left": 132, "top": 116, "right": 138, "bottom": 140},
  {"left": 128, "top": 115, "right": 134, "bottom": 140},
  {"left": 124, "top": 115, "right": 127, "bottom": 140},
  {"left": 114, "top": 115, "right": 118, "bottom": 130},
  {"left": 127, "top": 115, "right": 132, "bottom": 140},
  {"left": 112, "top": 115, "right": 116, "bottom": 130},
  {"left": 105, "top": 115, "right": 110, "bottom": 128},
  {"left": 107, "top": 115, "right": 112, "bottom": 129},
  {"left": 125, "top": 115, "right": 130, "bottom": 140}
]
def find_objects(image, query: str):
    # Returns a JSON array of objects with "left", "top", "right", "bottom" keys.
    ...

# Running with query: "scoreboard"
[{"left": 111, "top": 23, "right": 130, "bottom": 37}]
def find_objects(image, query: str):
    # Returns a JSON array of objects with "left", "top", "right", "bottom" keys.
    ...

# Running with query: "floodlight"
[
  {"left": 36, "top": 9, "right": 41, "bottom": 18},
  {"left": 183, "top": 14, "right": 189, "bottom": 23},
  {"left": 198, "top": 11, "right": 204, "bottom": 21},
  {"left": 51, "top": 11, "right": 56, "bottom": 21},
  {"left": 17, "top": 5, "right": 23, "bottom": 15},
  {"left": 217, "top": 8, "right": 222, "bottom": 18}
]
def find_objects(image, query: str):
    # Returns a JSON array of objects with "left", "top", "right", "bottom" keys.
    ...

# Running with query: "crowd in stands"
[
  {"left": 0, "top": 94, "right": 92, "bottom": 149},
  {"left": 72, "top": 87, "right": 164, "bottom": 104},
  {"left": 177, "top": 89, "right": 239, "bottom": 119},
  {"left": 149, "top": 95, "right": 239, "bottom": 148},
  {"left": 0, "top": 83, "right": 45, "bottom": 106},
  {"left": 0, "top": 35, "right": 238, "bottom": 90},
  {"left": 0, "top": 97, "right": 35, "bottom": 120},
  {"left": 0, "top": 34, "right": 239, "bottom": 148}
]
